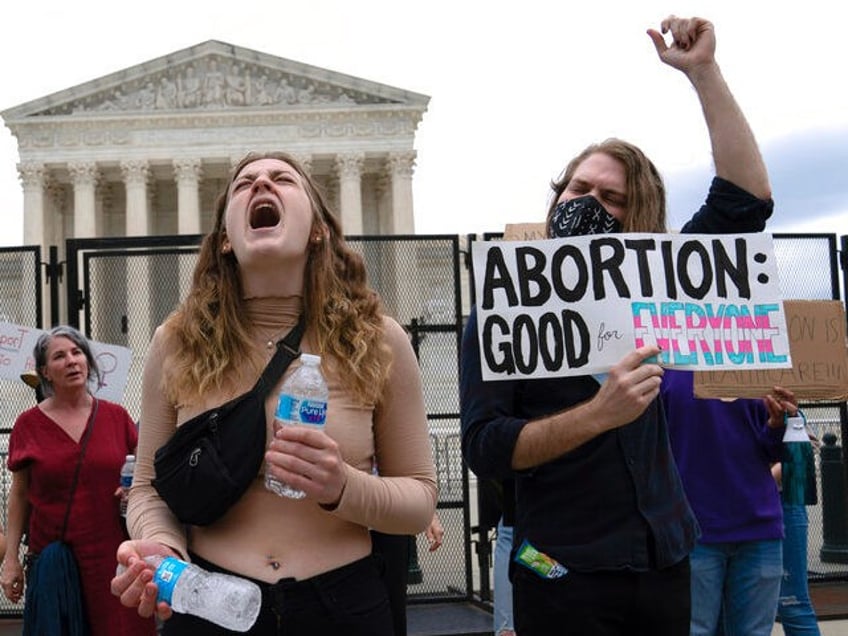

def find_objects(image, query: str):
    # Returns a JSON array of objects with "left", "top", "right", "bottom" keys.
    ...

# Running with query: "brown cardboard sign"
[
  {"left": 694, "top": 300, "right": 848, "bottom": 400},
  {"left": 503, "top": 222, "right": 546, "bottom": 241}
]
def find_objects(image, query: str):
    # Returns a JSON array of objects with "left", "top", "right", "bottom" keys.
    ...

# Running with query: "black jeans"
[
  {"left": 513, "top": 557, "right": 690, "bottom": 636},
  {"left": 370, "top": 530, "right": 411, "bottom": 636},
  {"left": 162, "top": 553, "right": 394, "bottom": 636}
]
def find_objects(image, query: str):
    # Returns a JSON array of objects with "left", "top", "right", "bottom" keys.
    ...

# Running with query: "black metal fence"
[
  {"left": 0, "top": 234, "right": 474, "bottom": 617},
  {"left": 0, "top": 232, "right": 846, "bottom": 620}
]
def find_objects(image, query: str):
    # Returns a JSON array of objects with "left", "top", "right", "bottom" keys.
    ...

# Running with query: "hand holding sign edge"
[{"left": 588, "top": 345, "right": 664, "bottom": 432}]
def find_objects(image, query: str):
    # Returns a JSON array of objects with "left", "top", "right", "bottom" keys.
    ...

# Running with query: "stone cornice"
[{"left": 6, "top": 104, "right": 424, "bottom": 129}]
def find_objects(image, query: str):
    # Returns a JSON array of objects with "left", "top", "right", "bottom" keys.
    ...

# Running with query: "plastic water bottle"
[
  {"left": 782, "top": 411, "right": 816, "bottom": 506},
  {"left": 265, "top": 353, "right": 328, "bottom": 499},
  {"left": 119, "top": 454, "right": 135, "bottom": 517},
  {"left": 146, "top": 555, "right": 261, "bottom": 632}
]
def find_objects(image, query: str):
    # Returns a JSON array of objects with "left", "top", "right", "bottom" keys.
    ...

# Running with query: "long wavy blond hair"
[
  {"left": 162, "top": 151, "right": 391, "bottom": 406},
  {"left": 546, "top": 138, "right": 667, "bottom": 234}
]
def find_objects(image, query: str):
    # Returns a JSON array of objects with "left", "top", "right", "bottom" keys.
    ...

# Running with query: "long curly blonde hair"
[{"left": 162, "top": 151, "right": 391, "bottom": 406}]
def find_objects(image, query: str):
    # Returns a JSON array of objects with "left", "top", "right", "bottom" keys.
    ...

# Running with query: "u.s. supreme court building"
[
  {"left": 1, "top": 42, "right": 465, "bottom": 445},
  {"left": 2, "top": 39, "right": 429, "bottom": 252}
]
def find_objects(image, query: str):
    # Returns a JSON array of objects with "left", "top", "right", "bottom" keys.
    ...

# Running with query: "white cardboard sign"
[
  {"left": 472, "top": 233, "right": 792, "bottom": 381},
  {"left": 0, "top": 322, "right": 132, "bottom": 402}
]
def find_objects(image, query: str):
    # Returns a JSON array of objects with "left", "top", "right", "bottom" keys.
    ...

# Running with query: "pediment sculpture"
[{"left": 34, "top": 55, "right": 397, "bottom": 116}]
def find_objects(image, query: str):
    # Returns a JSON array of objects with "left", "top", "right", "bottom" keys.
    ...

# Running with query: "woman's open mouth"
[{"left": 249, "top": 200, "right": 281, "bottom": 229}]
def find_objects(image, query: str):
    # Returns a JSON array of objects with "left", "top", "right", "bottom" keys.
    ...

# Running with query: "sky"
[{"left": 1, "top": 0, "right": 847, "bottom": 246}]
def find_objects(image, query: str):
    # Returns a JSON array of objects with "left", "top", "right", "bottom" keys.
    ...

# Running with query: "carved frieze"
[
  {"left": 13, "top": 106, "right": 422, "bottom": 156},
  {"left": 17, "top": 124, "right": 133, "bottom": 149}
]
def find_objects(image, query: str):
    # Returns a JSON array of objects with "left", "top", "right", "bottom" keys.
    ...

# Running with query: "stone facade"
[{"left": 2, "top": 40, "right": 429, "bottom": 254}]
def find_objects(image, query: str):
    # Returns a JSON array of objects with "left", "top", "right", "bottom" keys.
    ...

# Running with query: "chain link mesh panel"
[
  {"left": 72, "top": 235, "right": 472, "bottom": 604},
  {"left": 773, "top": 234, "right": 839, "bottom": 300},
  {"left": 772, "top": 235, "right": 846, "bottom": 579},
  {"left": 0, "top": 246, "right": 41, "bottom": 616},
  {"left": 2, "top": 233, "right": 846, "bottom": 620},
  {"left": 346, "top": 236, "right": 471, "bottom": 602},
  {"left": 0, "top": 247, "right": 41, "bottom": 327},
  {"left": 81, "top": 247, "right": 198, "bottom": 423}
]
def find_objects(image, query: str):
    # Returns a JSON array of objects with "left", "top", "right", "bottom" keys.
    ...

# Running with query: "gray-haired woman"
[{"left": 0, "top": 326, "right": 155, "bottom": 636}]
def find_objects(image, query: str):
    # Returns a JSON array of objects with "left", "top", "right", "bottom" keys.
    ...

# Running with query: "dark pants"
[
  {"left": 513, "top": 557, "right": 690, "bottom": 636},
  {"left": 370, "top": 531, "right": 411, "bottom": 636},
  {"left": 162, "top": 553, "right": 394, "bottom": 636}
]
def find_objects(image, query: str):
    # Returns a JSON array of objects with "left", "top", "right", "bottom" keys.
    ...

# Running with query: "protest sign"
[
  {"left": 694, "top": 300, "right": 848, "bottom": 400},
  {"left": 472, "top": 232, "right": 792, "bottom": 381},
  {"left": 503, "top": 223, "right": 547, "bottom": 241},
  {"left": 0, "top": 322, "right": 132, "bottom": 403}
]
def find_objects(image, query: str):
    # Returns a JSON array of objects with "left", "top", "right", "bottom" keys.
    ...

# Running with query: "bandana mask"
[{"left": 548, "top": 195, "right": 622, "bottom": 238}]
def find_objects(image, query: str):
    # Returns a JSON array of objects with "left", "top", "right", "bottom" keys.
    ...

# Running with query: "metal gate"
[
  {"left": 1, "top": 231, "right": 847, "bottom": 621},
  {"left": 64, "top": 233, "right": 474, "bottom": 606}
]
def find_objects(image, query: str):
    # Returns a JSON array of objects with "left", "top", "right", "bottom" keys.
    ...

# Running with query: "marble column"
[
  {"left": 121, "top": 160, "right": 151, "bottom": 236},
  {"left": 119, "top": 160, "right": 152, "bottom": 368},
  {"left": 335, "top": 153, "right": 364, "bottom": 235},
  {"left": 46, "top": 184, "right": 67, "bottom": 254},
  {"left": 18, "top": 162, "right": 46, "bottom": 247},
  {"left": 372, "top": 171, "right": 401, "bottom": 318},
  {"left": 376, "top": 172, "right": 393, "bottom": 235},
  {"left": 17, "top": 163, "right": 48, "bottom": 325},
  {"left": 174, "top": 158, "right": 202, "bottom": 306},
  {"left": 387, "top": 152, "right": 416, "bottom": 235},
  {"left": 173, "top": 158, "right": 202, "bottom": 235},
  {"left": 47, "top": 184, "right": 69, "bottom": 324},
  {"left": 95, "top": 182, "right": 111, "bottom": 238},
  {"left": 386, "top": 152, "right": 418, "bottom": 323},
  {"left": 68, "top": 161, "right": 100, "bottom": 238}
]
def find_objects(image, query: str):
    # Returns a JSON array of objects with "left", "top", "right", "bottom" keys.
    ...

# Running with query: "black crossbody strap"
[
  {"left": 253, "top": 317, "right": 305, "bottom": 398},
  {"left": 61, "top": 397, "right": 99, "bottom": 541}
]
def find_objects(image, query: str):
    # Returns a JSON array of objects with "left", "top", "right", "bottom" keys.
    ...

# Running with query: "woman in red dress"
[{"left": 0, "top": 325, "right": 155, "bottom": 636}]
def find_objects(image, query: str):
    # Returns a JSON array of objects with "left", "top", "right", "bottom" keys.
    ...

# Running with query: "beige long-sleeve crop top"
[{"left": 127, "top": 296, "right": 437, "bottom": 582}]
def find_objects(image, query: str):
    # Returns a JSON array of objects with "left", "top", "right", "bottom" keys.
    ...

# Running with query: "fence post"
[
  {"left": 820, "top": 433, "right": 848, "bottom": 563},
  {"left": 408, "top": 535, "right": 423, "bottom": 584},
  {"left": 46, "top": 245, "right": 62, "bottom": 327}
]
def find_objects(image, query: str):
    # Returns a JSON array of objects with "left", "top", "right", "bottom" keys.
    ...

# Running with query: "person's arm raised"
[
  {"left": 511, "top": 346, "right": 663, "bottom": 470},
  {"left": 648, "top": 15, "right": 771, "bottom": 200}
]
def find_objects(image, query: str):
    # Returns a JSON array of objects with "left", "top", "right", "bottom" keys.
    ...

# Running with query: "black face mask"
[{"left": 548, "top": 195, "right": 622, "bottom": 238}]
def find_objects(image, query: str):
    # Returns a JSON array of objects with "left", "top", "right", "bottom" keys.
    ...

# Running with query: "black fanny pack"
[{"left": 152, "top": 320, "right": 304, "bottom": 526}]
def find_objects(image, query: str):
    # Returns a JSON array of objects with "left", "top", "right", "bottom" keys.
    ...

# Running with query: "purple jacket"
[{"left": 661, "top": 369, "right": 785, "bottom": 542}]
